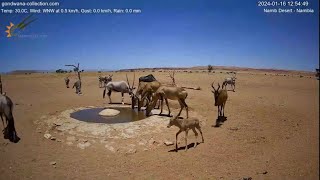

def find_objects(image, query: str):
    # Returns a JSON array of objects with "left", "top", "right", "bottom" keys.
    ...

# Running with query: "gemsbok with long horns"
[
  {"left": 223, "top": 73, "right": 236, "bottom": 92},
  {"left": 103, "top": 74, "right": 136, "bottom": 105}
]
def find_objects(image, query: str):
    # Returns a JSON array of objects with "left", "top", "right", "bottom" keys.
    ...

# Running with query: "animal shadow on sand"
[
  {"left": 108, "top": 102, "right": 131, "bottom": 105},
  {"left": 213, "top": 116, "right": 228, "bottom": 128},
  {"left": 157, "top": 113, "right": 173, "bottom": 117},
  {"left": 3, "top": 126, "right": 20, "bottom": 143},
  {"left": 168, "top": 142, "right": 201, "bottom": 152}
]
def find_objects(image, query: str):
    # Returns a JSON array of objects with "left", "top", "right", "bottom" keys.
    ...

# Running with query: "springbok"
[
  {"left": 146, "top": 86, "right": 189, "bottom": 118},
  {"left": 223, "top": 73, "right": 236, "bottom": 92},
  {"left": 0, "top": 94, "right": 18, "bottom": 142},
  {"left": 211, "top": 81, "right": 228, "bottom": 125},
  {"left": 103, "top": 74, "right": 135, "bottom": 105}
]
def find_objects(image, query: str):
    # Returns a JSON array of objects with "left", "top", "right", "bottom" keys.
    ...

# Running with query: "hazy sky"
[{"left": 0, "top": 0, "right": 319, "bottom": 72}]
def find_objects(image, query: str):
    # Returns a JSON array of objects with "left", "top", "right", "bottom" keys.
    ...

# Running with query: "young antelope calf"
[{"left": 167, "top": 115, "right": 204, "bottom": 152}]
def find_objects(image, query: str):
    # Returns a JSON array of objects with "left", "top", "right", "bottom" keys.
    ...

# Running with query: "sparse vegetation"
[
  {"left": 56, "top": 69, "right": 68, "bottom": 73},
  {"left": 208, "top": 65, "right": 213, "bottom": 73}
]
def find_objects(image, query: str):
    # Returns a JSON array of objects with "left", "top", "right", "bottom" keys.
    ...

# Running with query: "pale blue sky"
[{"left": 0, "top": 0, "right": 319, "bottom": 72}]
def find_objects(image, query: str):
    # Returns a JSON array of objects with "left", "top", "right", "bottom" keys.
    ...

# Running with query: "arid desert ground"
[{"left": 0, "top": 69, "right": 319, "bottom": 180}]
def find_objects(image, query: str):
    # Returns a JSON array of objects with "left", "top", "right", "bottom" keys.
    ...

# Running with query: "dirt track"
[{"left": 0, "top": 71, "right": 318, "bottom": 179}]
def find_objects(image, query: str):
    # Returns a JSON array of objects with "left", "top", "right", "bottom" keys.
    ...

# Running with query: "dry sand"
[{"left": 0, "top": 70, "right": 318, "bottom": 179}]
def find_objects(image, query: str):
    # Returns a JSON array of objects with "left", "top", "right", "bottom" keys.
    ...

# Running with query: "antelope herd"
[{"left": 0, "top": 70, "right": 238, "bottom": 150}]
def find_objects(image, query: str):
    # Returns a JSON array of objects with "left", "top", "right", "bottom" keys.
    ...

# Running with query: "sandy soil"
[{"left": 0, "top": 70, "right": 318, "bottom": 180}]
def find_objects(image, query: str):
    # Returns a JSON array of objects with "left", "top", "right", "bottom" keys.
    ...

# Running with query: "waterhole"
[{"left": 70, "top": 107, "right": 147, "bottom": 124}]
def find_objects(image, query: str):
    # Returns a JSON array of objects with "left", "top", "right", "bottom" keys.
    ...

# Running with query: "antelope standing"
[
  {"left": 73, "top": 80, "right": 82, "bottom": 94},
  {"left": 211, "top": 81, "right": 228, "bottom": 125},
  {"left": 135, "top": 80, "right": 162, "bottom": 110},
  {"left": 64, "top": 77, "right": 70, "bottom": 88},
  {"left": 223, "top": 73, "right": 236, "bottom": 92},
  {"left": 167, "top": 114, "right": 204, "bottom": 151},
  {"left": 103, "top": 74, "right": 135, "bottom": 105},
  {"left": 99, "top": 74, "right": 113, "bottom": 88},
  {"left": 146, "top": 86, "right": 189, "bottom": 118}
]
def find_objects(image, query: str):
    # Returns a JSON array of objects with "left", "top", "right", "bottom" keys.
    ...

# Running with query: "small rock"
[
  {"left": 80, "top": 139, "right": 88, "bottom": 143},
  {"left": 105, "top": 144, "right": 116, "bottom": 153},
  {"left": 148, "top": 138, "right": 157, "bottom": 145},
  {"left": 50, "top": 161, "right": 56, "bottom": 165},
  {"left": 53, "top": 122, "right": 63, "bottom": 126},
  {"left": 77, "top": 142, "right": 91, "bottom": 149},
  {"left": 262, "top": 171, "right": 268, "bottom": 174},
  {"left": 57, "top": 139, "right": 62, "bottom": 142},
  {"left": 164, "top": 141, "right": 174, "bottom": 146},
  {"left": 229, "top": 127, "right": 239, "bottom": 131},
  {"left": 126, "top": 149, "right": 137, "bottom": 154},
  {"left": 44, "top": 133, "right": 52, "bottom": 139},
  {"left": 99, "top": 109, "right": 120, "bottom": 116},
  {"left": 50, "top": 136, "right": 56, "bottom": 141}
]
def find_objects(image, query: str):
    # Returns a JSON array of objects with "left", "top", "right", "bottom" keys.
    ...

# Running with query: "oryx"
[
  {"left": 223, "top": 73, "right": 236, "bottom": 92},
  {"left": 103, "top": 74, "right": 136, "bottom": 105}
]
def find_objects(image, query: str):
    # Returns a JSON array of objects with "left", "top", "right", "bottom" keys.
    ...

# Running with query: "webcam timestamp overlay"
[{"left": 257, "top": 1, "right": 315, "bottom": 14}]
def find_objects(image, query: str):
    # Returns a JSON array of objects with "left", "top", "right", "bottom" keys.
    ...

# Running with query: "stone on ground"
[{"left": 99, "top": 108, "right": 120, "bottom": 116}]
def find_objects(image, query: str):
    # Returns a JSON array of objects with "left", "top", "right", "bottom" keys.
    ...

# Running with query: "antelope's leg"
[
  {"left": 181, "top": 99, "right": 189, "bottom": 119},
  {"left": 164, "top": 98, "right": 171, "bottom": 116},
  {"left": 192, "top": 128, "right": 198, "bottom": 148},
  {"left": 1, "top": 115, "right": 5, "bottom": 130},
  {"left": 176, "top": 130, "right": 182, "bottom": 152},
  {"left": 159, "top": 98, "right": 163, "bottom": 115},
  {"left": 156, "top": 96, "right": 162, "bottom": 109},
  {"left": 185, "top": 130, "right": 189, "bottom": 151},
  {"left": 177, "top": 100, "right": 184, "bottom": 118},
  {"left": 121, "top": 92, "right": 124, "bottom": 104},
  {"left": 108, "top": 90, "right": 112, "bottom": 104},
  {"left": 196, "top": 125, "right": 204, "bottom": 143},
  {"left": 222, "top": 102, "right": 226, "bottom": 117}
]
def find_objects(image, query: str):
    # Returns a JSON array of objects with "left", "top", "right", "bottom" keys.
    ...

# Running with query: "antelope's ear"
[
  {"left": 211, "top": 90, "right": 215, "bottom": 94},
  {"left": 133, "top": 87, "right": 136, "bottom": 89}
]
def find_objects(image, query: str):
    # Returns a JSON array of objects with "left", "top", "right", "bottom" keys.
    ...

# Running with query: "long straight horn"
[
  {"left": 132, "top": 72, "right": 135, "bottom": 89},
  {"left": 126, "top": 74, "right": 131, "bottom": 88},
  {"left": 211, "top": 81, "right": 216, "bottom": 91}
]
